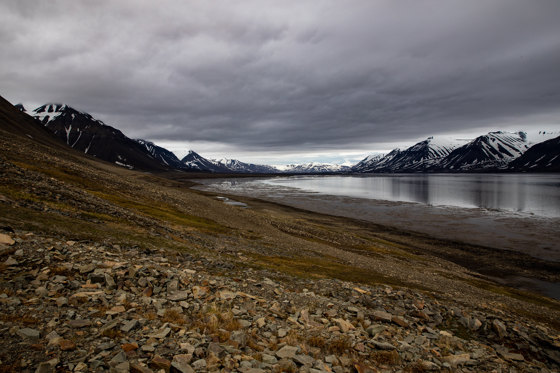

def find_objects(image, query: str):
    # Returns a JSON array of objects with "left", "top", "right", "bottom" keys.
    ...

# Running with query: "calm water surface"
[
  {"left": 194, "top": 173, "right": 560, "bottom": 298},
  {"left": 263, "top": 174, "right": 560, "bottom": 218}
]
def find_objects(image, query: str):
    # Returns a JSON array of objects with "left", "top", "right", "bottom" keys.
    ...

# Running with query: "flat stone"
[
  {"left": 191, "top": 359, "right": 206, "bottom": 370},
  {"left": 17, "top": 327, "right": 40, "bottom": 340},
  {"left": 79, "top": 263, "right": 96, "bottom": 274},
  {"left": 34, "top": 362, "right": 55, "bottom": 373},
  {"left": 112, "top": 362, "right": 130, "bottom": 373},
  {"left": 500, "top": 351, "right": 525, "bottom": 362},
  {"left": 0, "top": 233, "right": 15, "bottom": 245},
  {"left": 372, "top": 310, "right": 393, "bottom": 323},
  {"left": 366, "top": 324, "right": 386, "bottom": 337},
  {"left": 109, "top": 351, "right": 127, "bottom": 366},
  {"left": 99, "top": 319, "right": 121, "bottom": 334},
  {"left": 492, "top": 319, "right": 507, "bottom": 338},
  {"left": 333, "top": 318, "right": 355, "bottom": 332},
  {"left": 276, "top": 345, "right": 299, "bottom": 359},
  {"left": 391, "top": 316, "right": 409, "bottom": 328},
  {"left": 218, "top": 290, "right": 236, "bottom": 300},
  {"left": 4, "top": 256, "right": 18, "bottom": 266},
  {"left": 149, "top": 327, "right": 171, "bottom": 339},
  {"left": 143, "top": 287, "right": 153, "bottom": 297},
  {"left": 56, "top": 297, "right": 68, "bottom": 307},
  {"left": 121, "top": 319, "right": 139, "bottom": 333},
  {"left": 171, "top": 354, "right": 194, "bottom": 373},
  {"left": 106, "top": 305, "right": 126, "bottom": 315},
  {"left": 89, "top": 273, "right": 106, "bottom": 284},
  {"left": 105, "top": 273, "right": 116, "bottom": 289},
  {"left": 121, "top": 342, "right": 139, "bottom": 352},
  {"left": 294, "top": 354, "right": 315, "bottom": 366},
  {"left": 261, "top": 353, "right": 277, "bottom": 364},
  {"left": 150, "top": 355, "right": 171, "bottom": 372},
  {"left": 59, "top": 339, "right": 76, "bottom": 351},
  {"left": 443, "top": 353, "right": 471, "bottom": 368},
  {"left": 35, "top": 286, "right": 48, "bottom": 297},
  {"left": 371, "top": 341, "right": 395, "bottom": 350},
  {"left": 168, "top": 291, "right": 189, "bottom": 301},
  {"left": 130, "top": 363, "right": 155, "bottom": 373},
  {"left": 68, "top": 319, "right": 92, "bottom": 328}
]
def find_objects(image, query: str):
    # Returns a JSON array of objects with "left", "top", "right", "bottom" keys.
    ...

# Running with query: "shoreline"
[{"left": 190, "top": 177, "right": 560, "bottom": 301}]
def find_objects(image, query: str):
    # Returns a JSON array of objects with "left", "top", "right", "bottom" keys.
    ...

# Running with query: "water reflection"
[{"left": 263, "top": 174, "right": 560, "bottom": 218}]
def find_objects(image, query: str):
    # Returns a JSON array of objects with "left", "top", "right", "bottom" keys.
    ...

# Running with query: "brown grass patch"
[
  {"left": 328, "top": 336, "right": 352, "bottom": 354},
  {"left": 373, "top": 350, "right": 400, "bottom": 365},
  {"left": 101, "top": 329, "right": 123, "bottom": 340},
  {"left": 162, "top": 309, "right": 186, "bottom": 325},
  {"left": 307, "top": 335, "right": 326, "bottom": 348},
  {"left": 0, "top": 313, "right": 39, "bottom": 325}
]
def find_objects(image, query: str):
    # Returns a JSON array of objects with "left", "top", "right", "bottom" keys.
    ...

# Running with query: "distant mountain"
[
  {"left": 0, "top": 98, "right": 71, "bottom": 150},
  {"left": 438, "top": 131, "right": 529, "bottom": 171},
  {"left": 31, "top": 103, "right": 171, "bottom": 171},
  {"left": 214, "top": 158, "right": 279, "bottom": 173},
  {"left": 351, "top": 153, "right": 385, "bottom": 172},
  {"left": 354, "top": 149, "right": 402, "bottom": 173},
  {"left": 181, "top": 151, "right": 280, "bottom": 173},
  {"left": 508, "top": 135, "right": 560, "bottom": 172},
  {"left": 353, "top": 136, "right": 464, "bottom": 173},
  {"left": 282, "top": 163, "right": 351, "bottom": 174},
  {"left": 135, "top": 139, "right": 186, "bottom": 169},
  {"left": 181, "top": 151, "right": 230, "bottom": 172}
]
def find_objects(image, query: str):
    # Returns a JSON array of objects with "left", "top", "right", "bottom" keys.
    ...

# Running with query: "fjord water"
[
  {"left": 195, "top": 173, "right": 560, "bottom": 260},
  {"left": 263, "top": 174, "right": 560, "bottom": 218},
  {"left": 195, "top": 173, "right": 560, "bottom": 299}
]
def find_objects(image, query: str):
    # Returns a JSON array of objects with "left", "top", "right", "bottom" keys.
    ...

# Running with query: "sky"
[{"left": 2, "top": 0, "right": 560, "bottom": 165}]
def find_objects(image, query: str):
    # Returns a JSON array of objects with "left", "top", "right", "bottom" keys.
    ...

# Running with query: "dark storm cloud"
[{"left": 2, "top": 0, "right": 560, "bottom": 152}]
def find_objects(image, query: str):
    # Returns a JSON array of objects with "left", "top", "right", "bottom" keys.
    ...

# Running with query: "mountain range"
[{"left": 13, "top": 100, "right": 560, "bottom": 173}]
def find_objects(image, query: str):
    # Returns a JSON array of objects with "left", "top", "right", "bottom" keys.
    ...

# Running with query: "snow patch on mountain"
[{"left": 441, "top": 131, "right": 529, "bottom": 171}]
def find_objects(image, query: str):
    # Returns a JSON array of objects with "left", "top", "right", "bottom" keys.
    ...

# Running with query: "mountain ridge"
[{"left": 10, "top": 100, "right": 560, "bottom": 173}]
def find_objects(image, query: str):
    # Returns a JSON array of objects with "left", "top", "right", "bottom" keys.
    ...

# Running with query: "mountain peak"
[{"left": 14, "top": 103, "right": 26, "bottom": 112}]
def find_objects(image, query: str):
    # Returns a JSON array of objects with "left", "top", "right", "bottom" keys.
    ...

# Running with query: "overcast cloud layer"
[{"left": 2, "top": 0, "right": 560, "bottom": 163}]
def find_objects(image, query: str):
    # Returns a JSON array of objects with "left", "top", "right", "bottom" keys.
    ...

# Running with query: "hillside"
[
  {"left": 1, "top": 98, "right": 560, "bottom": 372},
  {"left": 509, "top": 136, "right": 560, "bottom": 172},
  {"left": 30, "top": 104, "right": 172, "bottom": 171}
]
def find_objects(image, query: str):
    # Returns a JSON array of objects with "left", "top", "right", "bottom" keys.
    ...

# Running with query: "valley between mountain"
[{"left": 2, "top": 101, "right": 560, "bottom": 371}]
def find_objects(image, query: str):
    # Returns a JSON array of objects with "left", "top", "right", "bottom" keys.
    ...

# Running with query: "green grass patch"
[
  {"left": 90, "top": 191, "right": 231, "bottom": 234},
  {"left": 246, "top": 252, "right": 427, "bottom": 290},
  {"left": 0, "top": 204, "right": 196, "bottom": 254}
]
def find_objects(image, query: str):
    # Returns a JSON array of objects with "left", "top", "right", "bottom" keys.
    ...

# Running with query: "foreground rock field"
[{"left": 1, "top": 231, "right": 559, "bottom": 372}]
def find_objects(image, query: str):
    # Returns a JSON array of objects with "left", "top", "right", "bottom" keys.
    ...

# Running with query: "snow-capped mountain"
[
  {"left": 281, "top": 163, "right": 351, "bottom": 173},
  {"left": 351, "top": 153, "right": 385, "bottom": 172},
  {"left": 180, "top": 151, "right": 231, "bottom": 172},
  {"left": 353, "top": 136, "right": 464, "bottom": 173},
  {"left": 508, "top": 135, "right": 560, "bottom": 172},
  {"left": 438, "top": 131, "right": 529, "bottom": 171},
  {"left": 135, "top": 139, "right": 186, "bottom": 169},
  {"left": 31, "top": 104, "right": 171, "bottom": 171},
  {"left": 214, "top": 158, "right": 279, "bottom": 174},
  {"left": 181, "top": 152, "right": 280, "bottom": 173}
]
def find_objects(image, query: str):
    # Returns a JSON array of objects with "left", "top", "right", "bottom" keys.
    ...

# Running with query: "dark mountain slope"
[
  {"left": 439, "top": 131, "right": 528, "bottom": 171},
  {"left": 509, "top": 136, "right": 560, "bottom": 172},
  {"left": 31, "top": 104, "right": 170, "bottom": 171},
  {"left": 181, "top": 150, "right": 231, "bottom": 172},
  {"left": 135, "top": 139, "right": 186, "bottom": 169},
  {"left": 0, "top": 97, "right": 69, "bottom": 150}
]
